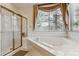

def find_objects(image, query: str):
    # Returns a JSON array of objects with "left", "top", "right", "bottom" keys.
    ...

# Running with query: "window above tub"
[
  {"left": 35, "top": 8, "right": 64, "bottom": 31},
  {"left": 33, "top": 3, "right": 68, "bottom": 32},
  {"left": 69, "top": 3, "right": 79, "bottom": 32}
]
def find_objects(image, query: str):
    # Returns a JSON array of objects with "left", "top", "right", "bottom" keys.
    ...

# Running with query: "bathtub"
[{"left": 27, "top": 37, "right": 79, "bottom": 56}]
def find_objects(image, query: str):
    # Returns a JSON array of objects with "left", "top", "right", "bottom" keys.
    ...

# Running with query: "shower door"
[
  {"left": 1, "top": 8, "right": 13, "bottom": 55},
  {"left": 0, "top": 6, "right": 22, "bottom": 55},
  {"left": 22, "top": 17, "right": 27, "bottom": 48},
  {"left": 22, "top": 17, "right": 28, "bottom": 37},
  {"left": 0, "top": 6, "right": 1, "bottom": 55},
  {"left": 13, "top": 14, "right": 21, "bottom": 49}
]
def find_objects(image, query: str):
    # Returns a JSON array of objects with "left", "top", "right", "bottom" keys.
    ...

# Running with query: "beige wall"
[{"left": 1, "top": 3, "right": 20, "bottom": 13}]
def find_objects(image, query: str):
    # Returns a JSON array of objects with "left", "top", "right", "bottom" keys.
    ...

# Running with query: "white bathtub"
[{"left": 27, "top": 37, "right": 79, "bottom": 56}]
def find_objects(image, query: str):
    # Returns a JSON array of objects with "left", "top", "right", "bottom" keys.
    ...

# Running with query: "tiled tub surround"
[{"left": 27, "top": 37, "right": 79, "bottom": 56}]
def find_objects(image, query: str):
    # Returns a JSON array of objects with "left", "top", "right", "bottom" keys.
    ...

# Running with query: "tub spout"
[{"left": 36, "top": 37, "right": 39, "bottom": 41}]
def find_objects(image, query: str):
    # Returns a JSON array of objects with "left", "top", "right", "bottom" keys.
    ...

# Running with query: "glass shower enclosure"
[
  {"left": 0, "top": 5, "right": 28, "bottom": 56},
  {"left": 0, "top": 5, "right": 1, "bottom": 55}
]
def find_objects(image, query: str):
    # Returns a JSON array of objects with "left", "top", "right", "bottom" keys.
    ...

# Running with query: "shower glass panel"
[
  {"left": 1, "top": 8, "right": 13, "bottom": 55},
  {"left": 0, "top": 6, "right": 23, "bottom": 55},
  {"left": 0, "top": 6, "right": 1, "bottom": 55},
  {"left": 22, "top": 17, "right": 27, "bottom": 37},
  {"left": 13, "top": 14, "right": 21, "bottom": 49}
]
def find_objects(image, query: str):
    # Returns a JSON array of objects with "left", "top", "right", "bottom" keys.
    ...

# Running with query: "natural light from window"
[{"left": 35, "top": 8, "right": 65, "bottom": 32}]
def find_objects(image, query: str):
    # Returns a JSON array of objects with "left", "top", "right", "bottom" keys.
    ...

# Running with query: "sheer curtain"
[{"left": 1, "top": 8, "right": 13, "bottom": 55}]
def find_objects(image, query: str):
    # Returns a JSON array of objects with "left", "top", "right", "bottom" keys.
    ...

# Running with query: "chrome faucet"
[{"left": 36, "top": 37, "right": 40, "bottom": 41}]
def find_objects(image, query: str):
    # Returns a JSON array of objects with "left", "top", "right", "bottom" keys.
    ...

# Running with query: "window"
[
  {"left": 69, "top": 4, "right": 79, "bottom": 31},
  {"left": 35, "top": 8, "right": 64, "bottom": 31}
]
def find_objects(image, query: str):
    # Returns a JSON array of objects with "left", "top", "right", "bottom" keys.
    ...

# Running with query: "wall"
[{"left": 1, "top": 3, "right": 19, "bottom": 13}]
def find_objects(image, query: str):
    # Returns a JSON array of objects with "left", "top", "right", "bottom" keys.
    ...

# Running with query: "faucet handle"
[{"left": 36, "top": 37, "right": 39, "bottom": 41}]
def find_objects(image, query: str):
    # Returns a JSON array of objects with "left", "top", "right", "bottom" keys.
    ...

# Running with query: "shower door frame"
[
  {"left": 0, "top": 5, "right": 27, "bottom": 56},
  {"left": 0, "top": 5, "right": 2, "bottom": 56}
]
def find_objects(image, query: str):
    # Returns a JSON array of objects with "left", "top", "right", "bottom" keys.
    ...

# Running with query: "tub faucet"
[{"left": 36, "top": 37, "right": 39, "bottom": 41}]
